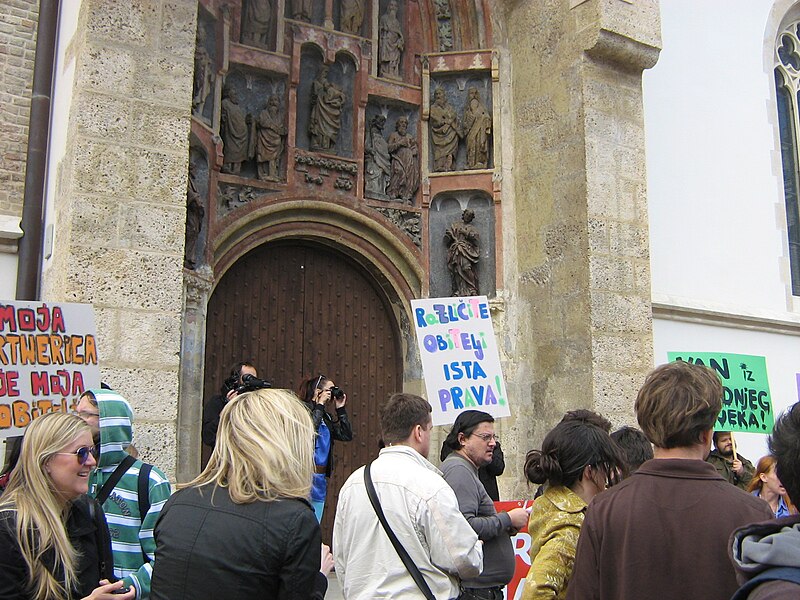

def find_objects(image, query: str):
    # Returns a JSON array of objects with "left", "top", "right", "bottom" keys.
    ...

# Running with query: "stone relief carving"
[
  {"left": 192, "top": 26, "right": 214, "bottom": 118},
  {"left": 341, "top": 0, "right": 365, "bottom": 35},
  {"left": 241, "top": 0, "right": 272, "bottom": 48},
  {"left": 374, "top": 207, "right": 422, "bottom": 247},
  {"left": 463, "top": 87, "right": 492, "bottom": 169},
  {"left": 184, "top": 162, "right": 205, "bottom": 270},
  {"left": 292, "top": 0, "right": 313, "bottom": 21},
  {"left": 218, "top": 183, "right": 278, "bottom": 213},
  {"left": 434, "top": 0, "right": 453, "bottom": 51},
  {"left": 294, "top": 152, "right": 358, "bottom": 174},
  {"left": 221, "top": 86, "right": 250, "bottom": 174},
  {"left": 309, "top": 66, "right": 345, "bottom": 152},
  {"left": 430, "top": 87, "right": 461, "bottom": 172},
  {"left": 253, "top": 95, "right": 286, "bottom": 181},
  {"left": 379, "top": 0, "right": 404, "bottom": 79},
  {"left": 364, "top": 114, "right": 390, "bottom": 198},
  {"left": 386, "top": 116, "right": 419, "bottom": 203},
  {"left": 444, "top": 208, "right": 480, "bottom": 296}
]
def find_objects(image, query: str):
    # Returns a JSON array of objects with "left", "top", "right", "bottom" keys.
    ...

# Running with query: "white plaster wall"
[
  {"left": 653, "top": 318, "right": 799, "bottom": 464},
  {"left": 644, "top": 0, "right": 793, "bottom": 314}
]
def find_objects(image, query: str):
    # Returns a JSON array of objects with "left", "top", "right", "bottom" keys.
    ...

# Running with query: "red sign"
[{"left": 495, "top": 500, "right": 534, "bottom": 600}]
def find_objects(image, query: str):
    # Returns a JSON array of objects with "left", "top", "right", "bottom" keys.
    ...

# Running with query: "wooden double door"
[{"left": 203, "top": 241, "right": 402, "bottom": 542}]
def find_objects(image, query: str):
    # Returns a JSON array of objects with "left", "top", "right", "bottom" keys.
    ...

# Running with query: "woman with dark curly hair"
[{"left": 521, "top": 412, "right": 626, "bottom": 600}]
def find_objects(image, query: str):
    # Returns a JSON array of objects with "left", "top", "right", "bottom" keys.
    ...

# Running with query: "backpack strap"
[
  {"left": 137, "top": 462, "right": 152, "bottom": 564},
  {"left": 95, "top": 455, "right": 137, "bottom": 505},
  {"left": 364, "top": 463, "right": 436, "bottom": 600},
  {"left": 731, "top": 567, "right": 800, "bottom": 600}
]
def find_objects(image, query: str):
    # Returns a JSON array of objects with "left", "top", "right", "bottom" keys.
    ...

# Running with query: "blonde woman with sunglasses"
[{"left": 0, "top": 412, "right": 133, "bottom": 600}]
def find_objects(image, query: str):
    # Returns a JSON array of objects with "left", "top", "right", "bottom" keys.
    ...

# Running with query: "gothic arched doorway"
[{"left": 203, "top": 240, "right": 403, "bottom": 542}]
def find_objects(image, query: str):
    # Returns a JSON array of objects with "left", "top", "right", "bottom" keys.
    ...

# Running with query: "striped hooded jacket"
[{"left": 86, "top": 389, "right": 172, "bottom": 600}]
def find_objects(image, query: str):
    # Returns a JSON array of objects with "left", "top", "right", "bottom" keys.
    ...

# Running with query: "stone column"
[
  {"left": 500, "top": 0, "right": 660, "bottom": 490},
  {"left": 41, "top": 0, "right": 197, "bottom": 479}
]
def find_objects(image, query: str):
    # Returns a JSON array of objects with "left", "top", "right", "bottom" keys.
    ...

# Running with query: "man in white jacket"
[{"left": 334, "top": 393, "right": 484, "bottom": 599}]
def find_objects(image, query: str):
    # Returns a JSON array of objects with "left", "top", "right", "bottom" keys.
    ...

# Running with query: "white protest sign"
[
  {"left": 411, "top": 296, "right": 510, "bottom": 426},
  {"left": 0, "top": 301, "right": 100, "bottom": 437}
]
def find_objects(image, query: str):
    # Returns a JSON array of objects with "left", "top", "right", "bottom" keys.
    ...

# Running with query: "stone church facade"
[{"left": 1, "top": 0, "right": 660, "bottom": 529}]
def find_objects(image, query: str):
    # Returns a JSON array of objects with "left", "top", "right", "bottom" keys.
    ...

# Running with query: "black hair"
[
  {"left": 769, "top": 402, "right": 800, "bottom": 505},
  {"left": 525, "top": 417, "right": 627, "bottom": 489},
  {"left": 610, "top": 426, "right": 653, "bottom": 473},
  {"left": 561, "top": 409, "right": 612, "bottom": 433},
  {"left": 440, "top": 410, "right": 494, "bottom": 461}
]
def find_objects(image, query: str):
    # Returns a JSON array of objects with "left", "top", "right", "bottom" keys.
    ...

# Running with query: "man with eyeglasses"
[
  {"left": 441, "top": 410, "right": 529, "bottom": 600},
  {"left": 75, "top": 388, "right": 172, "bottom": 600}
]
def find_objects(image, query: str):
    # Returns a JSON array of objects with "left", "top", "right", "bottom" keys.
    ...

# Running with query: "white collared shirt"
[{"left": 334, "top": 445, "right": 484, "bottom": 599}]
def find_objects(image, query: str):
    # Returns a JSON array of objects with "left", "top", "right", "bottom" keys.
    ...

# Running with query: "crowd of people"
[{"left": 1, "top": 360, "right": 799, "bottom": 599}]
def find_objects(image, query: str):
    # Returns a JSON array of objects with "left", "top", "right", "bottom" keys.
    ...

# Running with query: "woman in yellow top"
[{"left": 521, "top": 413, "right": 626, "bottom": 600}]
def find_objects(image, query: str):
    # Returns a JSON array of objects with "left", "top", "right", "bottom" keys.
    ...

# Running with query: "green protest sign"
[{"left": 667, "top": 352, "right": 773, "bottom": 434}]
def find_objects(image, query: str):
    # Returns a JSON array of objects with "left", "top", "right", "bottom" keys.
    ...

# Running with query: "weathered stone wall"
[
  {"left": 0, "top": 0, "right": 38, "bottom": 234},
  {"left": 41, "top": 0, "right": 197, "bottom": 478},
  {"left": 496, "top": 0, "right": 660, "bottom": 497}
]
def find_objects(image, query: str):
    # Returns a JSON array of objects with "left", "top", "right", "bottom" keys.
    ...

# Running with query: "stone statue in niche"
[
  {"left": 430, "top": 87, "right": 461, "bottom": 172},
  {"left": 241, "top": 0, "right": 272, "bottom": 48},
  {"left": 192, "top": 27, "right": 214, "bottom": 117},
  {"left": 309, "top": 66, "right": 345, "bottom": 152},
  {"left": 379, "top": 0, "right": 404, "bottom": 79},
  {"left": 292, "top": 0, "right": 312, "bottom": 21},
  {"left": 253, "top": 95, "right": 286, "bottom": 181},
  {"left": 184, "top": 162, "right": 205, "bottom": 270},
  {"left": 221, "top": 86, "right": 250, "bottom": 174},
  {"left": 364, "top": 114, "right": 390, "bottom": 197},
  {"left": 341, "top": 0, "right": 365, "bottom": 34},
  {"left": 444, "top": 209, "right": 480, "bottom": 296},
  {"left": 386, "top": 116, "right": 419, "bottom": 203},
  {"left": 463, "top": 87, "right": 492, "bottom": 169}
]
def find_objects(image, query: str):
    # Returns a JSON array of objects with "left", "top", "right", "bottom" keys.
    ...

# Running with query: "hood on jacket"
[
  {"left": 730, "top": 515, "right": 800, "bottom": 581},
  {"left": 87, "top": 388, "right": 134, "bottom": 471}
]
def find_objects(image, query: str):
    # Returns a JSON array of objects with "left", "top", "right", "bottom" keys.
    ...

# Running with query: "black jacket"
[
  {"left": 151, "top": 484, "right": 327, "bottom": 600},
  {"left": 0, "top": 495, "right": 115, "bottom": 599},
  {"left": 201, "top": 393, "right": 226, "bottom": 447},
  {"left": 308, "top": 403, "right": 353, "bottom": 477}
]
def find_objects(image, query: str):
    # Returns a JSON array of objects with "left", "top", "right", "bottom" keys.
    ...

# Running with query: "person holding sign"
[
  {"left": 707, "top": 431, "right": 755, "bottom": 490},
  {"left": 0, "top": 413, "right": 134, "bottom": 600},
  {"left": 440, "top": 410, "right": 528, "bottom": 600}
]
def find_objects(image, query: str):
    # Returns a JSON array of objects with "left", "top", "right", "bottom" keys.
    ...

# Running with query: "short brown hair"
[
  {"left": 635, "top": 361, "right": 721, "bottom": 449},
  {"left": 380, "top": 393, "right": 431, "bottom": 445}
]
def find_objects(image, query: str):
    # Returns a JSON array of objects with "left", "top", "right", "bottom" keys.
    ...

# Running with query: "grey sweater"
[{"left": 441, "top": 453, "right": 516, "bottom": 588}]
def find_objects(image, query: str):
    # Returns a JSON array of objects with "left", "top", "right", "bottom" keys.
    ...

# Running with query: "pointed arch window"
[{"left": 775, "top": 23, "right": 800, "bottom": 296}]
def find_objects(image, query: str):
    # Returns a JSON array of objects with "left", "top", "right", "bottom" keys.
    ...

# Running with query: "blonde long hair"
[
  {"left": 0, "top": 413, "right": 91, "bottom": 600},
  {"left": 185, "top": 388, "right": 315, "bottom": 502}
]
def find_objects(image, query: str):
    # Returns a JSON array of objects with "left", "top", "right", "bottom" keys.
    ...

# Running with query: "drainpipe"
[{"left": 16, "top": 0, "right": 60, "bottom": 301}]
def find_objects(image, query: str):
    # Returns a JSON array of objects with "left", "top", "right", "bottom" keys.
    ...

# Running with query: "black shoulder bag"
[{"left": 363, "top": 462, "right": 436, "bottom": 600}]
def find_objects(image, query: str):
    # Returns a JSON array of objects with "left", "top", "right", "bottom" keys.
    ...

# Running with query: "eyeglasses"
[
  {"left": 473, "top": 433, "right": 499, "bottom": 443},
  {"left": 54, "top": 446, "right": 98, "bottom": 465}
]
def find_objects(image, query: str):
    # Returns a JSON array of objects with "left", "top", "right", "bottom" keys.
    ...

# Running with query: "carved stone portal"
[
  {"left": 254, "top": 95, "right": 286, "bottom": 181},
  {"left": 309, "top": 66, "right": 345, "bottom": 152},
  {"left": 386, "top": 116, "right": 419, "bottom": 203},
  {"left": 379, "top": 0, "right": 404, "bottom": 79}
]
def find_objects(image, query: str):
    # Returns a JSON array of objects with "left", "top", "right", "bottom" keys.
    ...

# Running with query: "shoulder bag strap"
[
  {"left": 364, "top": 462, "right": 436, "bottom": 600},
  {"left": 95, "top": 454, "right": 137, "bottom": 505},
  {"left": 137, "top": 462, "right": 153, "bottom": 564}
]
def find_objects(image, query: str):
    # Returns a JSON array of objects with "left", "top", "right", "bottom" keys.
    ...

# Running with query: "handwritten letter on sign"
[
  {"left": 667, "top": 352, "right": 773, "bottom": 434},
  {"left": 412, "top": 296, "right": 510, "bottom": 426},
  {"left": 0, "top": 301, "right": 100, "bottom": 437}
]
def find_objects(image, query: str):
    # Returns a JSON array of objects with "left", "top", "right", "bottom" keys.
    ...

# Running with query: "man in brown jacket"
[
  {"left": 566, "top": 361, "right": 772, "bottom": 600},
  {"left": 707, "top": 430, "right": 755, "bottom": 489}
]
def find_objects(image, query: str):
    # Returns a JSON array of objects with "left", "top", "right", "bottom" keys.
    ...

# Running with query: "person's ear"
[{"left": 581, "top": 464, "right": 593, "bottom": 482}]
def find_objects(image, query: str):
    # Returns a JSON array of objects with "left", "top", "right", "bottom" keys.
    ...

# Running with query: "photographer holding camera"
[
  {"left": 202, "top": 361, "right": 270, "bottom": 448},
  {"left": 298, "top": 374, "right": 354, "bottom": 522}
]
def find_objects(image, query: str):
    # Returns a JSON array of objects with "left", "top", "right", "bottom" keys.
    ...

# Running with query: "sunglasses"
[{"left": 54, "top": 445, "right": 98, "bottom": 465}]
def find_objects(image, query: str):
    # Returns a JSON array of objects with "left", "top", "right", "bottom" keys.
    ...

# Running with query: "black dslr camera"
[
  {"left": 236, "top": 373, "right": 272, "bottom": 394},
  {"left": 329, "top": 386, "right": 345, "bottom": 400}
]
